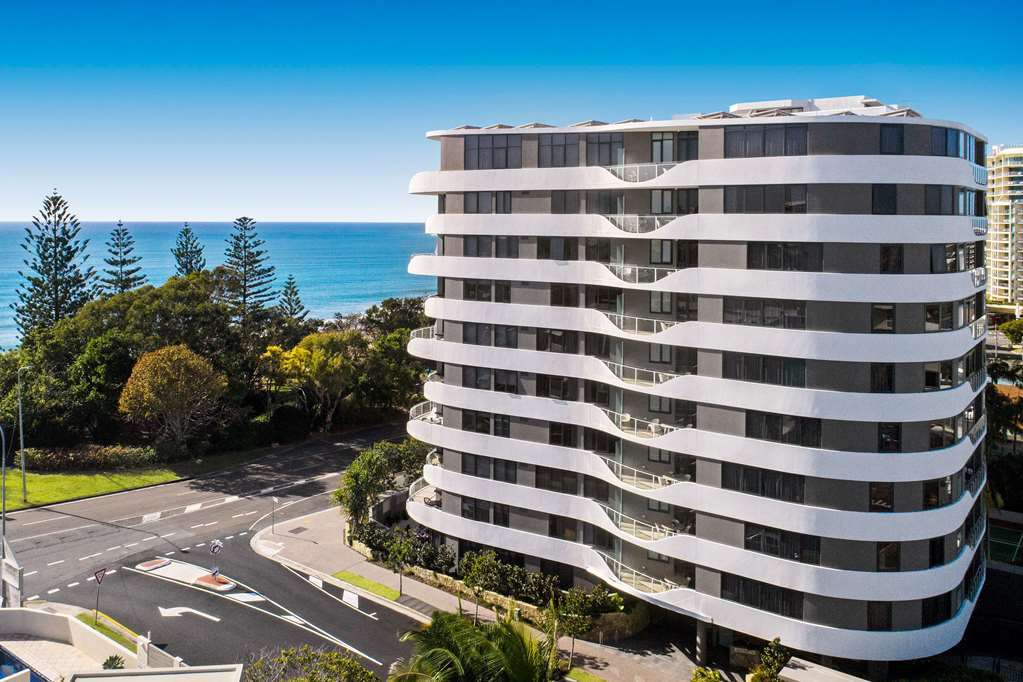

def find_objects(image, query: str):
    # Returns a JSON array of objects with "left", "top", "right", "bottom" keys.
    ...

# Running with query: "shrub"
[
  {"left": 749, "top": 638, "right": 790, "bottom": 681},
  {"left": 583, "top": 584, "right": 624, "bottom": 615},
  {"left": 19, "top": 445, "right": 160, "bottom": 472},
  {"left": 102, "top": 655, "right": 125, "bottom": 670},
  {"left": 692, "top": 667, "right": 722, "bottom": 682},
  {"left": 269, "top": 404, "right": 310, "bottom": 443}
]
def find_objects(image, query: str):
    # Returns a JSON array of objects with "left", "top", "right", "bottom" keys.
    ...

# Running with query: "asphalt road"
[{"left": 4, "top": 425, "right": 417, "bottom": 674}]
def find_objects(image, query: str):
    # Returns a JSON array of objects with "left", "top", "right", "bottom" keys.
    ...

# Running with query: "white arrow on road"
[{"left": 158, "top": 606, "right": 221, "bottom": 622}]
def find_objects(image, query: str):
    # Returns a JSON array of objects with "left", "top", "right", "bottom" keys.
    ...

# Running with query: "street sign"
[
  {"left": 94, "top": 568, "right": 107, "bottom": 585},
  {"left": 209, "top": 539, "right": 224, "bottom": 555}
]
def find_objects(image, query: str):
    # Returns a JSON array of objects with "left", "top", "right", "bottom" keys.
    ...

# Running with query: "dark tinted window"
[
  {"left": 880, "top": 125, "right": 904, "bottom": 155},
  {"left": 872, "top": 184, "right": 897, "bottom": 214}
]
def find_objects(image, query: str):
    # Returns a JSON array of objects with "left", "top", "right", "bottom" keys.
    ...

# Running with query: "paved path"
[{"left": 252, "top": 507, "right": 731, "bottom": 682}]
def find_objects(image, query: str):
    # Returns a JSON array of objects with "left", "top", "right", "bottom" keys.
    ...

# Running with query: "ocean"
[{"left": 0, "top": 221, "right": 436, "bottom": 348}]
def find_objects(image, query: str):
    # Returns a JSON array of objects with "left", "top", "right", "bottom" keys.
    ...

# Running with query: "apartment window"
[
  {"left": 677, "top": 188, "right": 699, "bottom": 215},
  {"left": 461, "top": 497, "right": 490, "bottom": 522},
  {"left": 495, "top": 191, "right": 512, "bottom": 214},
  {"left": 584, "top": 427, "right": 616, "bottom": 453},
  {"left": 465, "top": 192, "right": 492, "bottom": 214},
  {"left": 878, "top": 423, "right": 902, "bottom": 452},
  {"left": 651, "top": 132, "right": 674, "bottom": 163},
  {"left": 464, "top": 280, "right": 492, "bottom": 302},
  {"left": 677, "top": 240, "right": 699, "bottom": 269},
  {"left": 725, "top": 124, "right": 806, "bottom": 158},
  {"left": 585, "top": 238, "right": 612, "bottom": 263},
  {"left": 925, "top": 185, "right": 956, "bottom": 216},
  {"left": 651, "top": 189, "right": 673, "bottom": 215},
  {"left": 677, "top": 131, "right": 699, "bottom": 161},
  {"left": 437, "top": 195, "right": 446, "bottom": 214},
  {"left": 747, "top": 243, "right": 822, "bottom": 271},
  {"left": 548, "top": 516, "right": 578, "bottom": 542},
  {"left": 492, "top": 503, "right": 510, "bottom": 527},
  {"left": 723, "top": 298, "right": 805, "bottom": 329},
  {"left": 877, "top": 542, "right": 900, "bottom": 571},
  {"left": 648, "top": 448, "right": 671, "bottom": 463},
  {"left": 494, "top": 325, "right": 517, "bottom": 348},
  {"left": 536, "top": 466, "right": 578, "bottom": 494},
  {"left": 462, "top": 366, "right": 491, "bottom": 390},
  {"left": 724, "top": 185, "right": 806, "bottom": 213},
  {"left": 650, "top": 291, "right": 672, "bottom": 314},
  {"left": 463, "top": 322, "right": 491, "bottom": 346},
  {"left": 723, "top": 353, "right": 805, "bottom": 387},
  {"left": 746, "top": 411, "right": 821, "bottom": 447},
  {"left": 649, "top": 343, "right": 672, "bottom": 364},
  {"left": 869, "top": 482, "right": 894, "bottom": 512},
  {"left": 924, "top": 360, "right": 955, "bottom": 391},
  {"left": 494, "top": 370, "right": 518, "bottom": 394},
  {"left": 872, "top": 184, "right": 897, "bottom": 215},
  {"left": 925, "top": 302, "right": 954, "bottom": 332},
  {"left": 647, "top": 498, "right": 670, "bottom": 513},
  {"left": 461, "top": 453, "right": 491, "bottom": 478},
  {"left": 867, "top": 602, "right": 892, "bottom": 631},
  {"left": 929, "top": 537, "right": 945, "bottom": 568},
  {"left": 921, "top": 593, "right": 952, "bottom": 627},
  {"left": 494, "top": 281, "right": 511, "bottom": 303},
  {"left": 464, "top": 235, "right": 491, "bottom": 258},
  {"left": 650, "top": 239, "right": 673, "bottom": 265},
  {"left": 585, "top": 133, "right": 624, "bottom": 166},
  {"left": 871, "top": 364, "right": 895, "bottom": 393},
  {"left": 493, "top": 414, "right": 510, "bottom": 438},
  {"left": 784, "top": 124, "right": 808, "bottom": 156},
  {"left": 551, "top": 190, "right": 581, "bottom": 214},
  {"left": 721, "top": 574, "right": 803, "bottom": 620},
  {"left": 649, "top": 395, "right": 672, "bottom": 414},
  {"left": 494, "top": 236, "right": 518, "bottom": 259},
  {"left": 676, "top": 294, "right": 698, "bottom": 321},
  {"left": 461, "top": 410, "right": 491, "bottom": 435},
  {"left": 538, "top": 237, "right": 578, "bottom": 260},
  {"left": 465, "top": 134, "right": 521, "bottom": 170},
  {"left": 871, "top": 304, "right": 895, "bottom": 333},
  {"left": 880, "top": 124, "right": 905, "bottom": 155},
  {"left": 537, "top": 375, "right": 575, "bottom": 401},
  {"left": 551, "top": 284, "right": 577, "bottom": 307},
  {"left": 585, "top": 190, "right": 625, "bottom": 215},
  {"left": 537, "top": 329, "right": 578, "bottom": 353},
  {"left": 879, "top": 244, "right": 904, "bottom": 274},
  {"left": 539, "top": 133, "right": 579, "bottom": 167},
  {"left": 548, "top": 422, "right": 576, "bottom": 447},
  {"left": 723, "top": 463, "right": 804, "bottom": 503},
  {"left": 744, "top": 524, "right": 821, "bottom": 565},
  {"left": 493, "top": 460, "right": 517, "bottom": 484}
]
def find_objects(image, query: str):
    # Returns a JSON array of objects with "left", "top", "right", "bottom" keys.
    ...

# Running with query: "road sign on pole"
[
  {"left": 93, "top": 568, "right": 107, "bottom": 626},
  {"left": 209, "top": 539, "right": 223, "bottom": 555},
  {"left": 94, "top": 568, "right": 106, "bottom": 585}
]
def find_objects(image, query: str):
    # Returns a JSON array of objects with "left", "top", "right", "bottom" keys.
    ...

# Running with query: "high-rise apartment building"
[
  {"left": 987, "top": 145, "right": 1023, "bottom": 309},
  {"left": 405, "top": 96, "right": 989, "bottom": 666}
]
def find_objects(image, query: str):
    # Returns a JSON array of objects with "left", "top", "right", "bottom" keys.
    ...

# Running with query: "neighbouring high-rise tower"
[
  {"left": 986, "top": 144, "right": 1023, "bottom": 312},
  {"left": 405, "top": 95, "right": 988, "bottom": 668}
]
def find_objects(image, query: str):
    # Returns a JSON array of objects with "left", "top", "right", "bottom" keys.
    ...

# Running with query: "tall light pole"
[
  {"left": 1, "top": 424, "right": 7, "bottom": 561},
  {"left": 17, "top": 366, "right": 30, "bottom": 503}
]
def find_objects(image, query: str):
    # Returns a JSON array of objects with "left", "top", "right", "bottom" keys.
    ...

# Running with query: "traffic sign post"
[
  {"left": 271, "top": 497, "right": 279, "bottom": 535},
  {"left": 93, "top": 568, "right": 107, "bottom": 626},
  {"left": 209, "top": 539, "right": 223, "bottom": 579}
]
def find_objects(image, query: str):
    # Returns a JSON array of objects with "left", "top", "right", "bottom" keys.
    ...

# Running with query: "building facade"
[
  {"left": 986, "top": 145, "right": 1023, "bottom": 309},
  {"left": 405, "top": 96, "right": 989, "bottom": 664}
]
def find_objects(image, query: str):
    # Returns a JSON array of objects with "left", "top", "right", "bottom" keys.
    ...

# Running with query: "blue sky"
[{"left": 1, "top": 0, "right": 1020, "bottom": 222}]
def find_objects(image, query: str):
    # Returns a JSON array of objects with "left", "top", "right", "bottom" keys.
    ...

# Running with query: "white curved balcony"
[
  {"left": 411, "top": 326, "right": 437, "bottom": 340},
  {"left": 603, "top": 161, "right": 678, "bottom": 182},
  {"left": 423, "top": 297, "right": 982, "bottom": 363},
  {"left": 601, "top": 311, "right": 679, "bottom": 335},
  {"left": 599, "top": 551, "right": 679, "bottom": 593},
  {"left": 409, "top": 338, "right": 983, "bottom": 423},
  {"left": 406, "top": 499, "right": 984, "bottom": 662},
  {"left": 426, "top": 213, "right": 983, "bottom": 246},
  {"left": 418, "top": 382, "right": 985, "bottom": 488},
  {"left": 422, "top": 464, "right": 983, "bottom": 601},
  {"left": 409, "top": 400, "right": 443, "bottom": 424},
  {"left": 972, "top": 217, "right": 988, "bottom": 235},
  {"left": 409, "top": 155, "right": 980, "bottom": 195},
  {"left": 410, "top": 256, "right": 985, "bottom": 303}
]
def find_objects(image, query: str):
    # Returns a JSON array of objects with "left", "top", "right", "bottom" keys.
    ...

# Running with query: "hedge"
[{"left": 19, "top": 445, "right": 161, "bottom": 472}]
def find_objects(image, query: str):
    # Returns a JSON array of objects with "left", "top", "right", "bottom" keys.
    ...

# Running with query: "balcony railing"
[
  {"left": 967, "top": 413, "right": 987, "bottom": 445},
  {"left": 966, "top": 558, "right": 986, "bottom": 603},
  {"left": 599, "top": 407, "right": 678, "bottom": 438},
  {"left": 971, "top": 317, "right": 987, "bottom": 340},
  {"left": 602, "top": 262, "right": 678, "bottom": 284},
  {"left": 972, "top": 267, "right": 987, "bottom": 288},
  {"left": 602, "top": 214, "right": 678, "bottom": 234},
  {"left": 966, "top": 513, "right": 987, "bottom": 548},
  {"left": 968, "top": 369, "right": 988, "bottom": 393},
  {"left": 972, "top": 164, "right": 988, "bottom": 186},
  {"left": 972, "top": 218, "right": 988, "bottom": 236},
  {"left": 598, "top": 551, "right": 680, "bottom": 593},
  {"left": 600, "top": 359, "right": 681, "bottom": 387},
  {"left": 597, "top": 455, "right": 681, "bottom": 490},
  {"left": 604, "top": 162, "right": 677, "bottom": 183},
  {"left": 409, "top": 400, "right": 442, "bottom": 424},
  {"left": 598, "top": 503, "right": 681, "bottom": 542},
  {"left": 411, "top": 326, "right": 436, "bottom": 340},
  {"left": 601, "top": 311, "right": 680, "bottom": 336}
]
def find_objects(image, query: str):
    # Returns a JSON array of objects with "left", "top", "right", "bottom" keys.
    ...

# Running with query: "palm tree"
[{"left": 389, "top": 611, "right": 557, "bottom": 682}]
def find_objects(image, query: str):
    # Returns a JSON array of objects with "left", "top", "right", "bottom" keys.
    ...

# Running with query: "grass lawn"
[
  {"left": 76, "top": 612, "right": 137, "bottom": 652},
  {"left": 567, "top": 667, "right": 606, "bottom": 682},
  {"left": 3, "top": 446, "right": 280, "bottom": 511},
  {"left": 333, "top": 570, "right": 400, "bottom": 601}
]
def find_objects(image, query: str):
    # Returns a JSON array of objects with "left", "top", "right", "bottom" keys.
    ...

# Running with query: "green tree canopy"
[
  {"left": 278, "top": 274, "right": 308, "bottom": 321},
  {"left": 119, "top": 344, "right": 228, "bottom": 454},
  {"left": 362, "top": 296, "right": 428, "bottom": 336},
  {"left": 100, "top": 220, "right": 145, "bottom": 294},
  {"left": 14, "top": 191, "right": 96, "bottom": 335},
  {"left": 1000, "top": 318, "right": 1023, "bottom": 346},
  {"left": 171, "top": 223, "right": 206, "bottom": 276},
  {"left": 244, "top": 645, "right": 376, "bottom": 682},
  {"left": 222, "top": 216, "right": 275, "bottom": 325}
]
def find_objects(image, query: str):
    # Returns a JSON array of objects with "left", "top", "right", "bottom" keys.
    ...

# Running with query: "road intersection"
[{"left": 4, "top": 426, "right": 416, "bottom": 675}]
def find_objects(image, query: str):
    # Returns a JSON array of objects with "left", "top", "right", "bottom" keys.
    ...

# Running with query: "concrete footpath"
[{"left": 251, "top": 507, "right": 722, "bottom": 682}]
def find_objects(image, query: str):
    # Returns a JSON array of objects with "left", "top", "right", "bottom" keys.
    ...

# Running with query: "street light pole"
[
  {"left": 1, "top": 425, "right": 7, "bottom": 561},
  {"left": 17, "top": 366, "right": 29, "bottom": 503}
]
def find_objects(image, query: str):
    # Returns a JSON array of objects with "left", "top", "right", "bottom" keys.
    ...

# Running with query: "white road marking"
[
  {"left": 189, "top": 524, "right": 204, "bottom": 529},
  {"left": 141, "top": 512, "right": 161, "bottom": 523},
  {"left": 231, "top": 513, "right": 245, "bottom": 518},
  {"left": 160, "top": 532, "right": 176, "bottom": 538},
  {"left": 184, "top": 503, "right": 202, "bottom": 513},
  {"left": 239, "top": 531, "right": 248, "bottom": 536},
  {"left": 47, "top": 560, "right": 64, "bottom": 566},
  {"left": 107, "top": 546, "right": 121, "bottom": 552},
  {"left": 67, "top": 582, "right": 79, "bottom": 588},
  {"left": 124, "top": 542, "right": 138, "bottom": 548},
  {"left": 108, "top": 569, "right": 117, "bottom": 574},
  {"left": 165, "top": 551, "right": 175, "bottom": 556},
  {"left": 26, "top": 595, "right": 38, "bottom": 600},
  {"left": 195, "top": 542, "right": 206, "bottom": 547},
  {"left": 22, "top": 516, "right": 63, "bottom": 526},
  {"left": 12, "top": 523, "right": 97, "bottom": 543},
  {"left": 181, "top": 546, "right": 191, "bottom": 551},
  {"left": 24, "top": 571, "right": 37, "bottom": 577},
  {"left": 159, "top": 606, "right": 221, "bottom": 622},
  {"left": 47, "top": 588, "right": 59, "bottom": 594},
  {"left": 79, "top": 553, "right": 102, "bottom": 561},
  {"left": 203, "top": 522, "right": 218, "bottom": 527},
  {"left": 87, "top": 577, "right": 95, "bottom": 582},
  {"left": 225, "top": 535, "right": 234, "bottom": 540}
]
